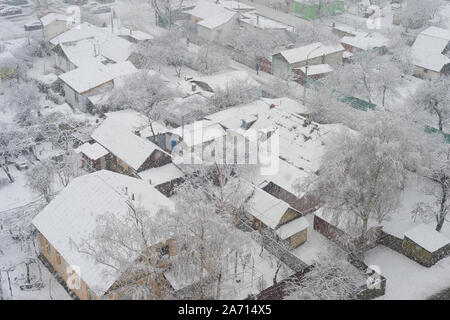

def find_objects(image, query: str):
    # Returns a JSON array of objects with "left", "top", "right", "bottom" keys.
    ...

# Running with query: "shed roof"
[
  {"left": 404, "top": 224, "right": 450, "bottom": 253},
  {"left": 75, "top": 142, "right": 109, "bottom": 160},
  {"left": 278, "top": 42, "right": 344, "bottom": 65}
]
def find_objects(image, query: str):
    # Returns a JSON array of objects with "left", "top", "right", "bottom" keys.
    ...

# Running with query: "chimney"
[
  {"left": 270, "top": 104, "right": 276, "bottom": 109},
  {"left": 131, "top": 193, "right": 135, "bottom": 201},
  {"left": 256, "top": 15, "right": 259, "bottom": 25}
]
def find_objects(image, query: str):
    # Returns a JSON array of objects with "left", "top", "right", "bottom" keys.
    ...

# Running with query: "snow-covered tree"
[
  {"left": 106, "top": 71, "right": 176, "bottom": 135},
  {"left": 26, "top": 160, "right": 55, "bottom": 203},
  {"left": 53, "top": 152, "right": 84, "bottom": 187},
  {"left": 149, "top": 0, "right": 185, "bottom": 28},
  {"left": 135, "top": 28, "right": 190, "bottom": 77},
  {"left": 399, "top": 0, "right": 441, "bottom": 32},
  {"left": 410, "top": 76, "right": 450, "bottom": 132},
  {"left": 297, "top": 112, "right": 427, "bottom": 258},
  {"left": 192, "top": 45, "right": 228, "bottom": 75},
  {"left": 210, "top": 79, "right": 260, "bottom": 111},
  {"left": 285, "top": 247, "right": 365, "bottom": 300},
  {"left": 6, "top": 82, "right": 41, "bottom": 126}
]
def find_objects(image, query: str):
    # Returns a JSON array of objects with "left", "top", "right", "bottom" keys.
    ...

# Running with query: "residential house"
[
  {"left": 91, "top": 117, "right": 172, "bottom": 177},
  {"left": 294, "top": 63, "right": 333, "bottom": 84},
  {"left": 271, "top": 42, "right": 344, "bottom": 77},
  {"left": 246, "top": 184, "right": 309, "bottom": 249},
  {"left": 75, "top": 142, "right": 109, "bottom": 171},
  {"left": 340, "top": 31, "right": 388, "bottom": 54},
  {"left": 190, "top": 70, "right": 260, "bottom": 95},
  {"left": 58, "top": 61, "right": 137, "bottom": 111},
  {"left": 184, "top": 0, "right": 238, "bottom": 42},
  {"left": 410, "top": 26, "right": 450, "bottom": 80},
  {"left": 40, "top": 13, "right": 72, "bottom": 42},
  {"left": 32, "top": 170, "right": 175, "bottom": 300}
]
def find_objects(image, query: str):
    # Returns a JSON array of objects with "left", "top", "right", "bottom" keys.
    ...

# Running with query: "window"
[{"left": 56, "top": 253, "right": 61, "bottom": 265}]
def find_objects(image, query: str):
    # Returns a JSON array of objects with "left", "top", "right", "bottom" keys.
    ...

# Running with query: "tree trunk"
[
  {"left": 436, "top": 181, "right": 448, "bottom": 232},
  {"left": 382, "top": 86, "right": 387, "bottom": 107},
  {"left": 2, "top": 165, "right": 14, "bottom": 183},
  {"left": 215, "top": 273, "right": 222, "bottom": 300}
]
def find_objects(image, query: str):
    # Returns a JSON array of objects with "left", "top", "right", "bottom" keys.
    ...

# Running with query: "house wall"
[
  {"left": 272, "top": 50, "right": 343, "bottom": 76},
  {"left": 288, "top": 228, "right": 307, "bottom": 248},
  {"left": 279, "top": 208, "right": 301, "bottom": 226},
  {"left": 412, "top": 65, "right": 441, "bottom": 81},
  {"left": 44, "top": 20, "right": 70, "bottom": 42},
  {"left": 63, "top": 81, "right": 113, "bottom": 112},
  {"left": 55, "top": 52, "right": 76, "bottom": 73},
  {"left": 196, "top": 15, "right": 237, "bottom": 43},
  {"left": 39, "top": 233, "right": 95, "bottom": 300},
  {"left": 138, "top": 150, "right": 172, "bottom": 172}
]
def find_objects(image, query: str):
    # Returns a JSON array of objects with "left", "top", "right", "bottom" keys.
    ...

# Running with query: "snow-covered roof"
[
  {"left": 240, "top": 12, "right": 295, "bottom": 31},
  {"left": 40, "top": 13, "right": 69, "bottom": 27},
  {"left": 59, "top": 61, "right": 137, "bottom": 93},
  {"left": 32, "top": 170, "right": 174, "bottom": 297},
  {"left": 332, "top": 24, "right": 361, "bottom": 37},
  {"left": 247, "top": 184, "right": 292, "bottom": 229},
  {"left": 49, "top": 22, "right": 106, "bottom": 46},
  {"left": 192, "top": 70, "right": 259, "bottom": 92},
  {"left": 411, "top": 26, "right": 450, "bottom": 72},
  {"left": 112, "top": 26, "right": 154, "bottom": 41},
  {"left": 275, "top": 217, "right": 309, "bottom": 240},
  {"left": 170, "top": 120, "right": 227, "bottom": 147},
  {"left": 341, "top": 32, "right": 388, "bottom": 51},
  {"left": 75, "top": 142, "right": 109, "bottom": 160},
  {"left": 404, "top": 224, "right": 450, "bottom": 253},
  {"left": 92, "top": 117, "right": 167, "bottom": 171},
  {"left": 220, "top": 0, "right": 255, "bottom": 11},
  {"left": 185, "top": 0, "right": 237, "bottom": 29},
  {"left": 105, "top": 109, "right": 149, "bottom": 132},
  {"left": 278, "top": 42, "right": 344, "bottom": 65},
  {"left": 138, "top": 163, "right": 184, "bottom": 186},
  {"left": 297, "top": 63, "right": 333, "bottom": 75}
]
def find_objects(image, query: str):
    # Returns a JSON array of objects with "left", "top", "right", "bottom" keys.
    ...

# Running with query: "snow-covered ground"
[{"left": 365, "top": 246, "right": 450, "bottom": 300}]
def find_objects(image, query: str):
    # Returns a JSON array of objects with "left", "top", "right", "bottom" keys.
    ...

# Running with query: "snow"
[
  {"left": 275, "top": 217, "right": 309, "bottom": 240},
  {"left": 240, "top": 12, "right": 295, "bottom": 31},
  {"left": 185, "top": 0, "right": 237, "bottom": 29},
  {"left": 40, "top": 13, "right": 69, "bottom": 27},
  {"left": 340, "top": 32, "right": 388, "bottom": 51},
  {"left": 278, "top": 42, "right": 345, "bottom": 65},
  {"left": 112, "top": 26, "right": 154, "bottom": 41},
  {"left": 192, "top": 70, "right": 259, "bottom": 92},
  {"left": 32, "top": 170, "right": 174, "bottom": 297},
  {"left": 297, "top": 64, "right": 333, "bottom": 75},
  {"left": 404, "top": 224, "right": 450, "bottom": 253},
  {"left": 59, "top": 61, "right": 137, "bottom": 94},
  {"left": 247, "top": 184, "right": 291, "bottom": 229},
  {"left": 170, "top": 120, "right": 226, "bottom": 148},
  {"left": 75, "top": 142, "right": 109, "bottom": 161},
  {"left": 49, "top": 22, "right": 106, "bottom": 47},
  {"left": 220, "top": 0, "right": 255, "bottom": 11},
  {"left": 411, "top": 26, "right": 450, "bottom": 72},
  {"left": 91, "top": 117, "right": 166, "bottom": 171},
  {"left": 138, "top": 163, "right": 185, "bottom": 186},
  {"left": 365, "top": 246, "right": 450, "bottom": 299},
  {"left": 105, "top": 109, "right": 149, "bottom": 132}
]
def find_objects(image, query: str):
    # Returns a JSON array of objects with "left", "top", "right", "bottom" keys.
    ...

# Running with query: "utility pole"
[{"left": 302, "top": 44, "right": 322, "bottom": 105}]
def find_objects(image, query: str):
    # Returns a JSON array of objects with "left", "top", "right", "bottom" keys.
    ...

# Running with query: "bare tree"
[{"left": 26, "top": 160, "right": 55, "bottom": 203}]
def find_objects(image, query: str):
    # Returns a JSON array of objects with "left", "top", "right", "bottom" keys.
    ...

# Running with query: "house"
[
  {"left": 91, "top": 117, "right": 172, "bottom": 177},
  {"left": 239, "top": 12, "right": 295, "bottom": 33},
  {"left": 340, "top": 31, "right": 388, "bottom": 54},
  {"left": 32, "top": 170, "right": 175, "bottom": 300},
  {"left": 331, "top": 24, "right": 361, "bottom": 38},
  {"left": 184, "top": 0, "right": 238, "bottom": 42},
  {"left": 272, "top": 42, "right": 344, "bottom": 77},
  {"left": 75, "top": 142, "right": 109, "bottom": 171},
  {"left": 113, "top": 26, "right": 154, "bottom": 44},
  {"left": 410, "top": 27, "right": 450, "bottom": 80},
  {"left": 58, "top": 61, "right": 137, "bottom": 111},
  {"left": 138, "top": 163, "right": 185, "bottom": 197},
  {"left": 40, "top": 13, "right": 72, "bottom": 42},
  {"left": 51, "top": 22, "right": 133, "bottom": 72},
  {"left": 246, "top": 184, "right": 309, "bottom": 249},
  {"left": 190, "top": 70, "right": 260, "bottom": 94},
  {"left": 294, "top": 63, "right": 333, "bottom": 84}
]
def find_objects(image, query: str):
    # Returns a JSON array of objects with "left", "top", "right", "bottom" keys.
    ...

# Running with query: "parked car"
[
  {"left": 90, "top": 5, "right": 111, "bottom": 14},
  {"left": 0, "top": 6, "right": 22, "bottom": 16},
  {"left": 24, "top": 21, "right": 42, "bottom": 31}
]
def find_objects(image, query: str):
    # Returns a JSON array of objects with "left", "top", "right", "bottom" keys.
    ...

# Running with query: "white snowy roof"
[
  {"left": 220, "top": 0, "right": 255, "bottom": 11},
  {"left": 113, "top": 26, "right": 154, "bottom": 41},
  {"left": 340, "top": 32, "right": 388, "bottom": 51},
  {"left": 40, "top": 13, "right": 69, "bottom": 27},
  {"left": 170, "top": 120, "right": 226, "bottom": 147},
  {"left": 185, "top": 0, "right": 237, "bottom": 29},
  {"left": 59, "top": 61, "right": 137, "bottom": 93},
  {"left": 411, "top": 26, "right": 450, "bottom": 72},
  {"left": 240, "top": 12, "right": 295, "bottom": 31},
  {"left": 247, "top": 184, "right": 292, "bottom": 229},
  {"left": 192, "top": 70, "right": 259, "bottom": 92},
  {"left": 105, "top": 109, "right": 149, "bottom": 132},
  {"left": 278, "top": 42, "right": 344, "bottom": 65},
  {"left": 49, "top": 22, "right": 105, "bottom": 46},
  {"left": 404, "top": 224, "right": 450, "bottom": 253},
  {"left": 332, "top": 24, "right": 361, "bottom": 37},
  {"left": 75, "top": 142, "right": 109, "bottom": 160},
  {"left": 92, "top": 117, "right": 167, "bottom": 171},
  {"left": 32, "top": 170, "right": 174, "bottom": 296},
  {"left": 297, "top": 64, "right": 333, "bottom": 75},
  {"left": 275, "top": 217, "right": 309, "bottom": 240},
  {"left": 138, "top": 163, "right": 184, "bottom": 186}
]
